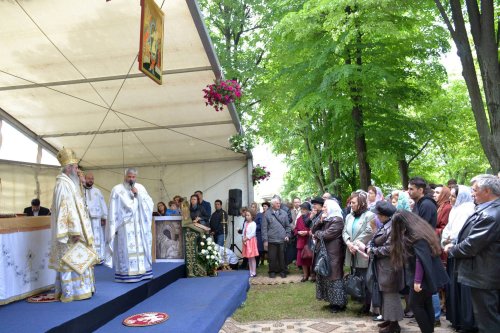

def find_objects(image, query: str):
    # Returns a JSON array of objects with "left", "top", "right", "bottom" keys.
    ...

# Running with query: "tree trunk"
[
  {"left": 304, "top": 135, "right": 325, "bottom": 192},
  {"left": 398, "top": 159, "right": 409, "bottom": 190},
  {"left": 328, "top": 156, "right": 342, "bottom": 198},
  {"left": 348, "top": 28, "right": 371, "bottom": 190},
  {"left": 435, "top": 0, "right": 500, "bottom": 172}
]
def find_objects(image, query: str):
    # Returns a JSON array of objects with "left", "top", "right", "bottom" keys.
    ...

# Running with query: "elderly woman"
[
  {"left": 441, "top": 185, "right": 476, "bottom": 332},
  {"left": 312, "top": 199, "right": 347, "bottom": 313},
  {"left": 365, "top": 201, "right": 404, "bottom": 333},
  {"left": 343, "top": 191, "right": 375, "bottom": 313}
]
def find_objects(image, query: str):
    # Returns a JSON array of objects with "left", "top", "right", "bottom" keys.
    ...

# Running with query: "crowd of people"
[
  {"left": 29, "top": 147, "right": 500, "bottom": 333},
  {"left": 243, "top": 175, "right": 499, "bottom": 333}
]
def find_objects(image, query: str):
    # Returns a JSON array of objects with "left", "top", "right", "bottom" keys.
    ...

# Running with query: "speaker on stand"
[{"left": 228, "top": 189, "right": 242, "bottom": 254}]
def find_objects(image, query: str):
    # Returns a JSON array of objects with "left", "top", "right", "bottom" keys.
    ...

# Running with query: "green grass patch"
[{"left": 233, "top": 263, "right": 365, "bottom": 322}]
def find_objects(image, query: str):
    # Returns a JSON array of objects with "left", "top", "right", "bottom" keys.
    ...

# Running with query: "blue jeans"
[
  {"left": 216, "top": 234, "right": 225, "bottom": 247},
  {"left": 432, "top": 292, "right": 441, "bottom": 320}
]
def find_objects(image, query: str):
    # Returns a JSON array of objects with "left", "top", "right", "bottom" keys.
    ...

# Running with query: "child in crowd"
[
  {"left": 166, "top": 201, "right": 181, "bottom": 216},
  {"left": 242, "top": 210, "right": 259, "bottom": 277}
]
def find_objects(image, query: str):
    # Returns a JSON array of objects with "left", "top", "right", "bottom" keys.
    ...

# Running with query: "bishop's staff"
[{"left": 221, "top": 214, "right": 231, "bottom": 271}]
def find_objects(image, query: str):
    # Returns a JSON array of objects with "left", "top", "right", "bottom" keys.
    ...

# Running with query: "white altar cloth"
[{"left": 0, "top": 217, "right": 55, "bottom": 305}]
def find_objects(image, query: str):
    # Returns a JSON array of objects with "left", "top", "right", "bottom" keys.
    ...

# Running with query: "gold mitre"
[{"left": 56, "top": 147, "right": 79, "bottom": 166}]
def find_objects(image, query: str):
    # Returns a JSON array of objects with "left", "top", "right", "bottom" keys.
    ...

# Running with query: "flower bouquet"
[
  {"left": 198, "top": 235, "right": 221, "bottom": 276},
  {"left": 203, "top": 79, "right": 242, "bottom": 112},
  {"left": 252, "top": 164, "right": 271, "bottom": 185}
]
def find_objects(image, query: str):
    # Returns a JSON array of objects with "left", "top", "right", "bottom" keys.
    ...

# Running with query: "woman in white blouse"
[{"left": 441, "top": 185, "right": 477, "bottom": 332}]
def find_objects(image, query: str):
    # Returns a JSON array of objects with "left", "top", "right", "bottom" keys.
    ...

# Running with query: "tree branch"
[
  {"left": 434, "top": 0, "right": 457, "bottom": 40},
  {"left": 408, "top": 139, "right": 431, "bottom": 165}
]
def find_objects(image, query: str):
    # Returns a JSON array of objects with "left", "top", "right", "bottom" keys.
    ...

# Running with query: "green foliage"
[{"left": 199, "top": 0, "right": 490, "bottom": 199}]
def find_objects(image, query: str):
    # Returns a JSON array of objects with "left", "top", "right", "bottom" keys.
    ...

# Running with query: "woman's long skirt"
[
  {"left": 316, "top": 275, "right": 347, "bottom": 307},
  {"left": 381, "top": 291, "right": 404, "bottom": 321}
]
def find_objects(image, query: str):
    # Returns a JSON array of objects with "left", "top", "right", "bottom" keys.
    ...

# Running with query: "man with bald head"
[{"left": 84, "top": 172, "right": 108, "bottom": 263}]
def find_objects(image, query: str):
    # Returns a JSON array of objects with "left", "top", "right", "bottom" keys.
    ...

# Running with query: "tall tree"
[
  {"left": 434, "top": 0, "right": 500, "bottom": 172},
  {"left": 255, "top": 0, "right": 449, "bottom": 195}
]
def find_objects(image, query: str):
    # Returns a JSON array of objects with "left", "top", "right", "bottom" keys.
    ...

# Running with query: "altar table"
[{"left": 0, "top": 216, "right": 55, "bottom": 305}]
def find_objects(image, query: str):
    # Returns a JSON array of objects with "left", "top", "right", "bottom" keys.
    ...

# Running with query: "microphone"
[{"left": 129, "top": 180, "right": 137, "bottom": 198}]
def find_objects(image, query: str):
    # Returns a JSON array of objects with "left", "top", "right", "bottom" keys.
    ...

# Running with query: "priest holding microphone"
[{"left": 105, "top": 168, "right": 154, "bottom": 282}]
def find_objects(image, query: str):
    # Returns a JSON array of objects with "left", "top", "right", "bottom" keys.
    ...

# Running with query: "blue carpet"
[
  {"left": 96, "top": 270, "right": 250, "bottom": 333},
  {"left": 0, "top": 263, "right": 185, "bottom": 333}
]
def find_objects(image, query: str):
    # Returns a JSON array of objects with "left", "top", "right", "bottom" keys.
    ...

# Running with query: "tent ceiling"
[{"left": 0, "top": 0, "right": 243, "bottom": 168}]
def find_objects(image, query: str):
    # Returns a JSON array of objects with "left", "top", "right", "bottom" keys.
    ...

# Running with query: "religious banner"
[{"left": 139, "top": 0, "right": 164, "bottom": 84}]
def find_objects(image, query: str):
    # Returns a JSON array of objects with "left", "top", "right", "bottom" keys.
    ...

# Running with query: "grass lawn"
[{"left": 232, "top": 263, "right": 367, "bottom": 323}]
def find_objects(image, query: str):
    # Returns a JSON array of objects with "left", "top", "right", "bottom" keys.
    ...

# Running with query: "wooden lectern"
[{"left": 180, "top": 202, "right": 210, "bottom": 277}]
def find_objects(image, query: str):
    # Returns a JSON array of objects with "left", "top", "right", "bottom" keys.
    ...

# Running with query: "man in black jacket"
[
  {"left": 445, "top": 174, "right": 500, "bottom": 333},
  {"left": 408, "top": 177, "right": 437, "bottom": 228},
  {"left": 209, "top": 199, "right": 228, "bottom": 246},
  {"left": 24, "top": 198, "right": 50, "bottom": 216}
]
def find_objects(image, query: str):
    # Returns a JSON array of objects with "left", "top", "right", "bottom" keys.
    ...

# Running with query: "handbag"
[
  {"left": 367, "top": 256, "right": 381, "bottom": 307},
  {"left": 314, "top": 237, "right": 331, "bottom": 276},
  {"left": 345, "top": 254, "right": 365, "bottom": 299},
  {"left": 301, "top": 243, "right": 313, "bottom": 259}
]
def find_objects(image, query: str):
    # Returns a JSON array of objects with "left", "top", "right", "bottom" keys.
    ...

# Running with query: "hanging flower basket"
[
  {"left": 203, "top": 79, "right": 242, "bottom": 112},
  {"left": 252, "top": 164, "right": 271, "bottom": 185},
  {"left": 229, "top": 133, "right": 254, "bottom": 153}
]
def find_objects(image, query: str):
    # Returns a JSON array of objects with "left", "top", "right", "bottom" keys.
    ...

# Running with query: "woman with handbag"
[
  {"left": 390, "top": 210, "right": 449, "bottom": 333},
  {"left": 342, "top": 192, "right": 375, "bottom": 313},
  {"left": 294, "top": 202, "right": 313, "bottom": 282},
  {"left": 312, "top": 199, "right": 347, "bottom": 313},
  {"left": 364, "top": 201, "right": 404, "bottom": 333}
]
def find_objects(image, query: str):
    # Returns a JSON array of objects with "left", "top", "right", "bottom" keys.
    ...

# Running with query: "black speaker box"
[{"left": 228, "top": 189, "right": 242, "bottom": 216}]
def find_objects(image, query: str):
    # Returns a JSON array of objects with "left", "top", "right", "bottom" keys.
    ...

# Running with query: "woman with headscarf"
[
  {"left": 342, "top": 192, "right": 375, "bottom": 313},
  {"left": 391, "top": 190, "right": 411, "bottom": 211},
  {"left": 435, "top": 186, "right": 452, "bottom": 238},
  {"left": 368, "top": 186, "right": 384, "bottom": 210},
  {"left": 441, "top": 185, "right": 476, "bottom": 332},
  {"left": 368, "top": 186, "right": 384, "bottom": 230},
  {"left": 312, "top": 199, "right": 347, "bottom": 313}
]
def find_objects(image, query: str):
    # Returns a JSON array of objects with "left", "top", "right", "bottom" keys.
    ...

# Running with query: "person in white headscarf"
[
  {"left": 311, "top": 199, "right": 347, "bottom": 313},
  {"left": 441, "top": 185, "right": 477, "bottom": 332}
]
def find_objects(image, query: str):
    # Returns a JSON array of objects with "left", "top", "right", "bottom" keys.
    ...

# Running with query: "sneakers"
[
  {"left": 373, "top": 315, "right": 384, "bottom": 321},
  {"left": 279, "top": 272, "right": 287, "bottom": 278},
  {"left": 268, "top": 272, "right": 276, "bottom": 278}
]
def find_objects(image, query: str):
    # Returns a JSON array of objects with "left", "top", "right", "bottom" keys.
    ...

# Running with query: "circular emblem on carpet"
[
  {"left": 122, "top": 312, "right": 169, "bottom": 327},
  {"left": 27, "top": 293, "right": 58, "bottom": 303}
]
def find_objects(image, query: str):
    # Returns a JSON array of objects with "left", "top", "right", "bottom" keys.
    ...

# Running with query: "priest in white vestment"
[
  {"left": 49, "top": 147, "right": 96, "bottom": 302},
  {"left": 105, "top": 168, "right": 154, "bottom": 282},
  {"left": 84, "top": 172, "right": 108, "bottom": 263}
]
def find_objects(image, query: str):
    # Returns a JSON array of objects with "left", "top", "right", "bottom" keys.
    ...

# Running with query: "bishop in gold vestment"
[{"left": 49, "top": 148, "right": 96, "bottom": 302}]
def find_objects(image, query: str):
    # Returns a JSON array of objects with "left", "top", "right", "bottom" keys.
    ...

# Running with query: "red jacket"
[{"left": 294, "top": 215, "right": 310, "bottom": 249}]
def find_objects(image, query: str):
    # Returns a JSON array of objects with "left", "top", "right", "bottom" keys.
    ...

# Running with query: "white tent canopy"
[{"left": 0, "top": 0, "right": 252, "bottom": 218}]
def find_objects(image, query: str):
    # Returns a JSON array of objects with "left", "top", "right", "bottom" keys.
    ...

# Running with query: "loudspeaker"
[{"left": 228, "top": 189, "right": 242, "bottom": 216}]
